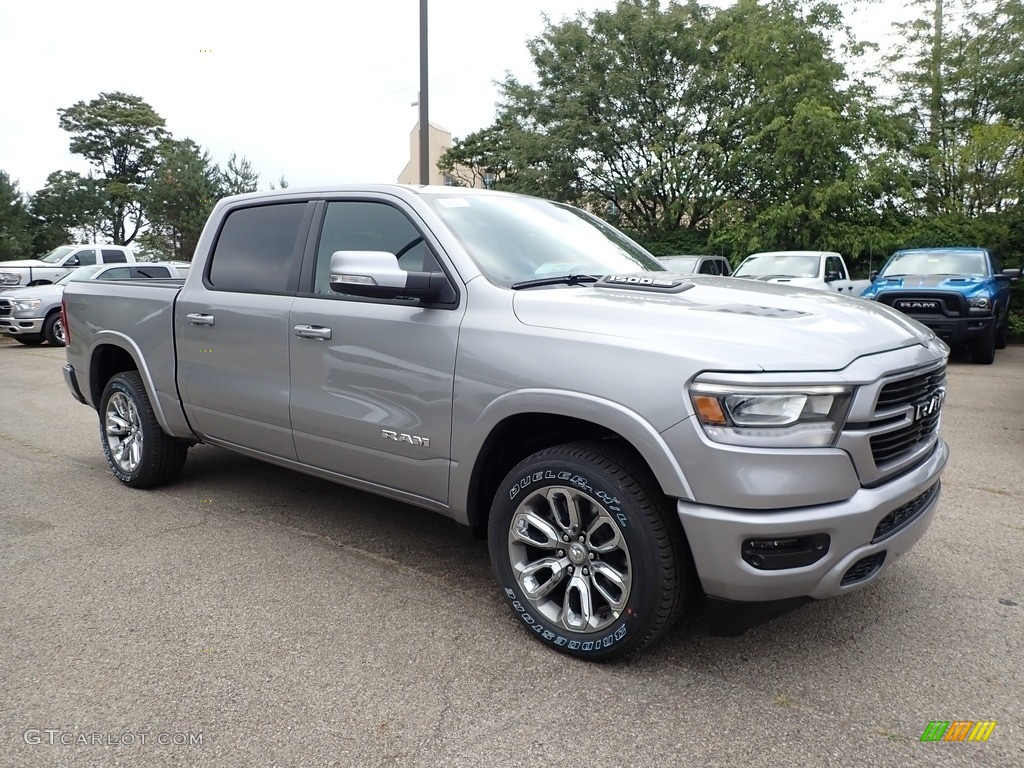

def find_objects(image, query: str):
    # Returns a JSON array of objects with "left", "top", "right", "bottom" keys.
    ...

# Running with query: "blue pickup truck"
[{"left": 861, "top": 247, "right": 1021, "bottom": 364}]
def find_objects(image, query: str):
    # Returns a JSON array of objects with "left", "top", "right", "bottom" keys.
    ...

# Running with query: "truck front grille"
[
  {"left": 837, "top": 361, "right": 946, "bottom": 486},
  {"left": 876, "top": 291, "right": 966, "bottom": 317},
  {"left": 876, "top": 368, "right": 947, "bottom": 409}
]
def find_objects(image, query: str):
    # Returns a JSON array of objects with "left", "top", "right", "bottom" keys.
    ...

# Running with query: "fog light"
[{"left": 742, "top": 534, "right": 830, "bottom": 570}]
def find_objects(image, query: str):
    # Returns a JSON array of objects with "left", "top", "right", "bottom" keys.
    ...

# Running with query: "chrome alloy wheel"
[
  {"left": 105, "top": 392, "right": 143, "bottom": 473},
  {"left": 507, "top": 486, "right": 632, "bottom": 633},
  {"left": 53, "top": 317, "right": 66, "bottom": 345}
]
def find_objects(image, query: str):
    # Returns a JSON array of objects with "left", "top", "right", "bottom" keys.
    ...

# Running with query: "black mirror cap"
[
  {"left": 824, "top": 271, "right": 841, "bottom": 282},
  {"left": 1000, "top": 267, "right": 1021, "bottom": 281},
  {"left": 331, "top": 271, "right": 447, "bottom": 301},
  {"left": 870, "top": 270, "right": 879, "bottom": 281}
]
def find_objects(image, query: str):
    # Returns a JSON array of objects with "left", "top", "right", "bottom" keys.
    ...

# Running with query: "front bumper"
[
  {"left": 0, "top": 316, "right": 45, "bottom": 335},
  {"left": 676, "top": 437, "right": 948, "bottom": 603},
  {"left": 900, "top": 314, "right": 994, "bottom": 346}
]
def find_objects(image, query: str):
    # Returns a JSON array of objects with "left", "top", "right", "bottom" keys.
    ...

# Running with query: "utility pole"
[{"left": 419, "top": 0, "right": 430, "bottom": 185}]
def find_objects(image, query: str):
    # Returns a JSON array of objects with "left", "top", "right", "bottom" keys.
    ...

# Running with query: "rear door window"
[
  {"left": 102, "top": 249, "right": 128, "bottom": 263},
  {"left": 207, "top": 203, "right": 309, "bottom": 294}
]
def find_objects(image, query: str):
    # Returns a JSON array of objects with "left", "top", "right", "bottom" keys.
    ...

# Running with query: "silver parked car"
[{"left": 0, "top": 262, "right": 189, "bottom": 346}]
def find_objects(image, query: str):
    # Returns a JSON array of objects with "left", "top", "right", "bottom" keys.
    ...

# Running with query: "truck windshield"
[
  {"left": 881, "top": 250, "right": 988, "bottom": 277},
  {"left": 39, "top": 246, "right": 76, "bottom": 264},
  {"left": 734, "top": 254, "right": 820, "bottom": 278},
  {"left": 423, "top": 193, "right": 663, "bottom": 287}
]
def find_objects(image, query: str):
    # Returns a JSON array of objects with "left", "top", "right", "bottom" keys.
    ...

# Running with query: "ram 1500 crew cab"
[
  {"left": 62, "top": 185, "right": 949, "bottom": 660},
  {"left": 0, "top": 244, "right": 136, "bottom": 291}
]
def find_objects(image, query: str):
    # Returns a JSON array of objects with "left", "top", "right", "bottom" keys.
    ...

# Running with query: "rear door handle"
[
  {"left": 187, "top": 313, "right": 215, "bottom": 326},
  {"left": 294, "top": 324, "right": 332, "bottom": 340}
]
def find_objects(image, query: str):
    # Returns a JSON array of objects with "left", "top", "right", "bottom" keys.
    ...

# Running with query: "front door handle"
[
  {"left": 294, "top": 324, "right": 332, "bottom": 340},
  {"left": 187, "top": 313, "right": 215, "bottom": 326}
]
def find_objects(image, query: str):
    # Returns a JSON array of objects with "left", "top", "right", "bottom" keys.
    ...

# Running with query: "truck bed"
[{"left": 63, "top": 279, "right": 190, "bottom": 437}]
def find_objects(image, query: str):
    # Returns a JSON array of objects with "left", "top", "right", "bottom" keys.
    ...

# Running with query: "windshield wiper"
[{"left": 511, "top": 273, "right": 600, "bottom": 290}]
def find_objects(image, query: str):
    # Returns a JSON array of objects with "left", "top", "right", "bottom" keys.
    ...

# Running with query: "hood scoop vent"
[
  {"left": 594, "top": 274, "right": 695, "bottom": 293},
  {"left": 698, "top": 303, "right": 809, "bottom": 319}
]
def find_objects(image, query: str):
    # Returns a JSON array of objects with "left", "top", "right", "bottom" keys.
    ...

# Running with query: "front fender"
[{"left": 448, "top": 388, "right": 694, "bottom": 525}]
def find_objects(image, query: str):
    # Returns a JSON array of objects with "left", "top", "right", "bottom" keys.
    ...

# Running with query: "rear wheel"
[
  {"left": 43, "top": 311, "right": 65, "bottom": 347},
  {"left": 99, "top": 371, "right": 188, "bottom": 488},
  {"left": 13, "top": 334, "right": 45, "bottom": 345},
  {"left": 971, "top": 324, "right": 996, "bottom": 365},
  {"left": 488, "top": 440, "right": 692, "bottom": 660}
]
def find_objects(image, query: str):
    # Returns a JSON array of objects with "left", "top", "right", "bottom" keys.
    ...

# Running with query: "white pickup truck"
[
  {"left": 0, "top": 244, "right": 136, "bottom": 291},
  {"left": 733, "top": 250, "right": 870, "bottom": 295}
]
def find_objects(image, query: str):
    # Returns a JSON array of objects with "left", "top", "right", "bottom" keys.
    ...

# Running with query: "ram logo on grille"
[
  {"left": 914, "top": 390, "right": 945, "bottom": 422},
  {"left": 895, "top": 299, "right": 940, "bottom": 311}
]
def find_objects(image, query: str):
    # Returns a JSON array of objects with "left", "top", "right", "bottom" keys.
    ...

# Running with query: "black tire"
[
  {"left": 43, "top": 311, "right": 66, "bottom": 347},
  {"left": 971, "top": 325, "right": 996, "bottom": 364},
  {"left": 995, "top": 316, "right": 1008, "bottom": 350},
  {"left": 488, "top": 440, "right": 692, "bottom": 660},
  {"left": 99, "top": 371, "right": 188, "bottom": 488},
  {"left": 13, "top": 335, "right": 45, "bottom": 345}
]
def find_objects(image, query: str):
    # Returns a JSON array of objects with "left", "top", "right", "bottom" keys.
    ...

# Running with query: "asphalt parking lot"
[{"left": 1, "top": 337, "right": 1021, "bottom": 767}]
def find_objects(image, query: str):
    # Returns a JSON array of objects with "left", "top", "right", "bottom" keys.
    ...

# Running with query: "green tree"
[
  {"left": 28, "top": 171, "right": 108, "bottom": 252},
  {"left": 143, "top": 139, "right": 221, "bottom": 261},
  {"left": 447, "top": 0, "right": 734, "bottom": 232},
  {"left": 57, "top": 91, "right": 169, "bottom": 245},
  {"left": 220, "top": 152, "right": 259, "bottom": 197},
  {"left": 706, "top": 0, "right": 882, "bottom": 256},
  {"left": 0, "top": 171, "right": 35, "bottom": 259}
]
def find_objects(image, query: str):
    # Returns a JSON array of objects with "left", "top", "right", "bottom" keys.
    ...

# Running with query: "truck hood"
[
  {"left": 0, "top": 260, "right": 49, "bottom": 269},
  {"left": 512, "top": 275, "right": 934, "bottom": 372},
  {"left": 0, "top": 283, "right": 64, "bottom": 300},
  {"left": 872, "top": 274, "right": 988, "bottom": 290}
]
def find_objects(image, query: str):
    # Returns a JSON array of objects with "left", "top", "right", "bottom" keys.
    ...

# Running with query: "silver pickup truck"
[{"left": 63, "top": 185, "right": 949, "bottom": 660}]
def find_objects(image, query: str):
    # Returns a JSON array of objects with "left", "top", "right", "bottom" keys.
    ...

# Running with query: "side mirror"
[
  {"left": 824, "top": 271, "right": 841, "bottom": 282},
  {"left": 1001, "top": 267, "right": 1021, "bottom": 281},
  {"left": 870, "top": 270, "right": 879, "bottom": 281},
  {"left": 65, "top": 256, "right": 80, "bottom": 267},
  {"left": 329, "top": 250, "right": 446, "bottom": 300}
]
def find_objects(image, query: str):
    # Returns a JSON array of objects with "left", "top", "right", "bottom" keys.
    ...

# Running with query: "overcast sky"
[{"left": 1, "top": 0, "right": 907, "bottom": 195}]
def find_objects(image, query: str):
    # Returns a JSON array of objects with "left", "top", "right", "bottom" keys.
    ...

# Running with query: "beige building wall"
[
  {"left": 398, "top": 122, "right": 452, "bottom": 186},
  {"left": 397, "top": 122, "right": 485, "bottom": 188}
]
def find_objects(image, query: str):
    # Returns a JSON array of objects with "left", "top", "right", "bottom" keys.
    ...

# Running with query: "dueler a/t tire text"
[
  {"left": 488, "top": 440, "right": 692, "bottom": 660},
  {"left": 99, "top": 371, "right": 188, "bottom": 488}
]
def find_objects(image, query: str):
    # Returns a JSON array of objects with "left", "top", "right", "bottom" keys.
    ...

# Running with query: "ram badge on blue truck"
[
  {"left": 861, "top": 247, "right": 1021, "bottom": 364},
  {"left": 62, "top": 185, "right": 950, "bottom": 660}
]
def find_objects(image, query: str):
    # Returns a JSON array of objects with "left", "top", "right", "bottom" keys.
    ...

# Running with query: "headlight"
[
  {"left": 689, "top": 383, "right": 853, "bottom": 448},
  {"left": 0, "top": 272, "right": 21, "bottom": 286},
  {"left": 968, "top": 297, "right": 991, "bottom": 312},
  {"left": 11, "top": 298, "right": 41, "bottom": 311}
]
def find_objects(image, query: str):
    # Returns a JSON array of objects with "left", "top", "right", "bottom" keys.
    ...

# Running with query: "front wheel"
[
  {"left": 99, "top": 371, "right": 188, "bottom": 488},
  {"left": 488, "top": 441, "right": 692, "bottom": 660},
  {"left": 43, "top": 311, "right": 65, "bottom": 347},
  {"left": 995, "top": 316, "right": 1008, "bottom": 350},
  {"left": 971, "top": 324, "right": 996, "bottom": 365}
]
